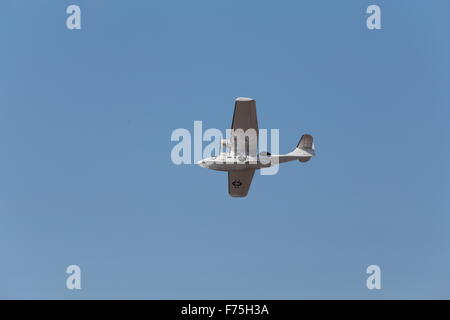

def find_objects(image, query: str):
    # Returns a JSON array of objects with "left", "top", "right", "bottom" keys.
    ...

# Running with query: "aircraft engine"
[{"left": 221, "top": 139, "right": 231, "bottom": 150}]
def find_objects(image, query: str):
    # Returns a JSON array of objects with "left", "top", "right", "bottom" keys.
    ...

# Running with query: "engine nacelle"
[{"left": 221, "top": 139, "right": 231, "bottom": 150}]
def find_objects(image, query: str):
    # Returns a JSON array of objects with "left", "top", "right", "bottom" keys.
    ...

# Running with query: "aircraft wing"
[
  {"left": 228, "top": 169, "right": 255, "bottom": 197},
  {"left": 230, "top": 98, "right": 258, "bottom": 156}
]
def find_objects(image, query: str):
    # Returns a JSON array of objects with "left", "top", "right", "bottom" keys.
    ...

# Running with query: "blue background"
[{"left": 1, "top": 0, "right": 449, "bottom": 299}]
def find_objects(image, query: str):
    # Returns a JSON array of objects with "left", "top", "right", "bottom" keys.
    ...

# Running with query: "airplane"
[{"left": 197, "top": 97, "right": 315, "bottom": 197}]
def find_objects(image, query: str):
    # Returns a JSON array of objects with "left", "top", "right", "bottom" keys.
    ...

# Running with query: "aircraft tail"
[{"left": 290, "top": 134, "right": 315, "bottom": 162}]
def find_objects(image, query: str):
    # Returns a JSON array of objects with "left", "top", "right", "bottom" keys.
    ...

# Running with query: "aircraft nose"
[{"left": 197, "top": 160, "right": 206, "bottom": 168}]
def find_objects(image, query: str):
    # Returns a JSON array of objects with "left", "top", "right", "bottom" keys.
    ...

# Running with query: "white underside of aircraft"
[{"left": 197, "top": 97, "right": 315, "bottom": 197}]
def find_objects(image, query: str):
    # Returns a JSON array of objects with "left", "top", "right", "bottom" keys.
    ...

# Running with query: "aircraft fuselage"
[{"left": 198, "top": 153, "right": 272, "bottom": 171}]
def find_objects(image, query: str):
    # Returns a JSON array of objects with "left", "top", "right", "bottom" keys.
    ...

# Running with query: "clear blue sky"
[{"left": 1, "top": 0, "right": 450, "bottom": 299}]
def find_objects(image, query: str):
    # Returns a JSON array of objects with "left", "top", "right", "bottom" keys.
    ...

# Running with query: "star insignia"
[{"left": 232, "top": 180, "right": 242, "bottom": 188}]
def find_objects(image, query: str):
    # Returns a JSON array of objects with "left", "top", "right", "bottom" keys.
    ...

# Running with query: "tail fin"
[
  {"left": 297, "top": 134, "right": 314, "bottom": 150},
  {"left": 291, "top": 134, "right": 315, "bottom": 162}
]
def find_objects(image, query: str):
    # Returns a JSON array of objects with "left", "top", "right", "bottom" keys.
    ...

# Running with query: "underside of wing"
[
  {"left": 230, "top": 98, "right": 258, "bottom": 156},
  {"left": 228, "top": 169, "right": 255, "bottom": 197},
  {"left": 231, "top": 98, "right": 258, "bottom": 133}
]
